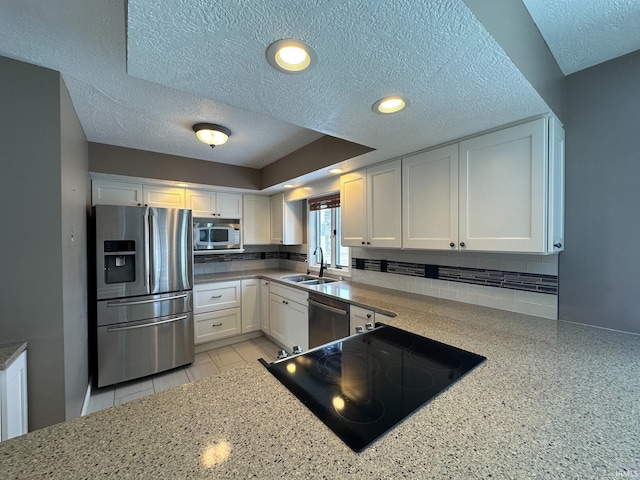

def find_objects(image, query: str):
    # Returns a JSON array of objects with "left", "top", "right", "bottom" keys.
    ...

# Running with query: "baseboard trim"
[{"left": 194, "top": 331, "right": 263, "bottom": 353}]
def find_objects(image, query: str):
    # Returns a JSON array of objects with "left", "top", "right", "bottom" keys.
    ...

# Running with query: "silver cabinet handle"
[
  {"left": 308, "top": 298, "right": 348, "bottom": 315},
  {"left": 106, "top": 293, "right": 188, "bottom": 307},
  {"left": 211, "top": 322, "right": 223, "bottom": 327},
  {"left": 211, "top": 294, "right": 223, "bottom": 299},
  {"left": 106, "top": 315, "right": 188, "bottom": 332}
]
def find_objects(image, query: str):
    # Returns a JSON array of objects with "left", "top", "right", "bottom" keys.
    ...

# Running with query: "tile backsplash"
[
  {"left": 193, "top": 245, "right": 559, "bottom": 320},
  {"left": 350, "top": 247, "right": 558, "bottom": 319}
]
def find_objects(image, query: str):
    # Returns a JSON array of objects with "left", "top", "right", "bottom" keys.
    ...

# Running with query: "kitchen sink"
[
  {"left": 299, "top": 278, "right": 336, "bottom": 285},
  {"left": 280, "top": 274, "right": 337, "bottom": 285}
]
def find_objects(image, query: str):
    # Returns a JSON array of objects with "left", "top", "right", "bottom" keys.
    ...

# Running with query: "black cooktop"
[{"left": 260, "top": 324, "right": 486, "bottom": 452}]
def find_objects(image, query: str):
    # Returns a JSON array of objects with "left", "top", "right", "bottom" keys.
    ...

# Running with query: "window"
[{"left": 308, "top": 194, "right": 349, "bottom": 272}]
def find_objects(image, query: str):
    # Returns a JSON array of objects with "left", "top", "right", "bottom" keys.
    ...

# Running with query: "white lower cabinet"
[
  {"left": 0, "top": 349, "right": 28, "bottom": 441},
  {"left": 241, "top": 279, "right": 260, "bottom": 333},
  {"left": 350, "top": 305, "right": 374, "bottom": 335},
  {"left": 350, "top": 306, "right": 394, "bottom": 335},
  {"left": 269, "top": 283, "right": 308, "bottom": 352},
  {"left": 260, "top": 280, "right": 270, "bottom": 334},
  {"left": 194, "top": 281, "right": 242, "bottom": 344},
  {"left": 194, "top": 308, "right": 241, "bottom": 344}
]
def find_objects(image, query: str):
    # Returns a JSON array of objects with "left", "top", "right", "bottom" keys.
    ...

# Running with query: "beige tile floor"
[{"left": 85, "top": 336, "right": 281, "bottom": 415}]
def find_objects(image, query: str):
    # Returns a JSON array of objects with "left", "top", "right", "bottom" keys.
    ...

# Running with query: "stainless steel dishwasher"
[{"left": 308, "top": 293, "right": 350, "bottom": 349}]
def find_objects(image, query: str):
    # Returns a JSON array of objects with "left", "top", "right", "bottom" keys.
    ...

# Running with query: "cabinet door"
[
  {"left": 548, "top": 116, "right": 565, "bottom": 252},
  {"left": 459, "top": 119, "right": 547, "bottom": 253},
  {"left": 92, "top": 180, "right": 143, "bottom": 206},
  {"left": 216, "top": 193, "right": 243, "bottom": 218},
  {"left": 194, "top": 308, "right": 241, "bottom": 344},
  {"left": 269, "top": 293, "right": 287, "bottom": 346},
  {"left": 194, "top": 281, "right": 241, "bottom": 313},
  {"left": 244, "top": 195, "right": 271, "bottom": 244},
  {"left": 285, "top": 300, "right": 309, "bottom": 352},
  {"left": 270, "top": 194, "right": 284, "bottom": 244},
  {"left": 340, "top": 171, "right": 367, "bottom": 247},
  {"left": 142, "top": 186, "right": 185, "bottom": 209},
  {"left": 367, "top": 160, "right": 402, "bottom": 248},
  {"left": 1, "top": 350, "right": 28, "bottom": 440},
  {"left": 282, "top": 199, "right": 303, "bottom": 245},
  {"left": 260, "top": 280, "right": 270, "bottom": 334},
  {"left": 241, "top": 279, "right": 260, "bottom": 333},
  {"left": 350, "top": 305, "right": 374, "bottom": 335},
  {"left": 403, "top": 145, "right": 459, "bottom": 250},
  {"left": 187, "top": 190, "right": 216, "bottom": 217}
]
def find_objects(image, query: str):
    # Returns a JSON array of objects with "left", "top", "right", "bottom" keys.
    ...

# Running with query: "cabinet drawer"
[
  {"left": 270, "top": 282, "right": 308, "bottom": 306},
  {"left": 194, "top": 308, "right": 241, "bottom": 344},
  {"left": 194, "top": 281, "right": 241, "bottom": 313}
]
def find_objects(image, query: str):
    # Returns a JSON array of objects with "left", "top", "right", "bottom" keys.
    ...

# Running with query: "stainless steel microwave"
[{"left": 193, "top": 219, "right": 241, "bottom": 252}]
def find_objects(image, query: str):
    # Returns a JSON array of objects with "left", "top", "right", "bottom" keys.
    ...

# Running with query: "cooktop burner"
[{"left": 260, "top": 324, "right": 486, "bottom": 452}]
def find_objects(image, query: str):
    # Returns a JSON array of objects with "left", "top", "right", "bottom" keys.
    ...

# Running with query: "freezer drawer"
[
  {"left": 97, "top": 313, "right": 194, "bottom": 388},
  {"left": 97, "top": 291, "right": 193, "bottom": 327}
]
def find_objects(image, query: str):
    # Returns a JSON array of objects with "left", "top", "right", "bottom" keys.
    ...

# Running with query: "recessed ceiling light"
[
  {"left": 283, "top": 184, "right": 295, "bottom": 188},
  {"left": 372, "top": 96, "right": 408, "bottom": 114},
  {"left": 328, "top": 168, "right": 343, "bottom": 174},
  {"left": 267, "top": 39, "right": 316, "bottom": 74}
]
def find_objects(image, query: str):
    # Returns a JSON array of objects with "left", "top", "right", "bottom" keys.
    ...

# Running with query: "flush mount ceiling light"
[
  {"left": 266, "top": 39, "right": 317, "bottom": 74},
  {"left": 192, "top": 123, "right": 231, "bottom": 148},
  {"left": 328, "top": 168, "right": 344, "bottom": 174},
  {"left": 372, "top": 96, "right": 408, "bottom": 114}
]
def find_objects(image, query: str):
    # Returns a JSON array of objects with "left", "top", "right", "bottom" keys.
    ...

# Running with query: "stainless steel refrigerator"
[{"left": 93, "top": 205, "right": 194, "bottom": 388}]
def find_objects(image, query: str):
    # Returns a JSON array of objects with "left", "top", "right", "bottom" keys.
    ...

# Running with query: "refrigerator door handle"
[
  {"left": 106, "top": 315, "right": 188, "bottom": 332},
  {"left": 143, "top": 207, "right": 150, "bottom": 289},
  {"left": 106, "top": 293, "right": 189, "bottom": 308}
]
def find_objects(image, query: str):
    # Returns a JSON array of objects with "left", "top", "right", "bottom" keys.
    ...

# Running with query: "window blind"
[{"left": 308, "top": 193, "right": 340, "bottom": 211}]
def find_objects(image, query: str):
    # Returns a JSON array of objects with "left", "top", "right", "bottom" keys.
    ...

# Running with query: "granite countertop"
[
  {"left": 1, "top": 274, "right": 639, "bottom": 479},
  {"left": 0, "top": 341, "right": 27, "bottom": 370}
]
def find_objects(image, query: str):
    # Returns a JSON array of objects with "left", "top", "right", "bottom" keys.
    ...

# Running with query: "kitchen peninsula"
[{"left": 1, "top": 273, "right": 638, "bottom": 479}]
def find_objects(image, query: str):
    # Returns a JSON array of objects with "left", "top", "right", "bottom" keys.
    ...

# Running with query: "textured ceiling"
[
  {"left": 522, "top": 0, "right": 640, "bottom": 75},
  {"left": 126, "top": 0, "right": 549, "bottom": 171},
  {"left": 0, "top": 0, "right": 589, "bottom": 188},
  {"left": 0, "top": 0, "right": 323, "bottom": 169}
]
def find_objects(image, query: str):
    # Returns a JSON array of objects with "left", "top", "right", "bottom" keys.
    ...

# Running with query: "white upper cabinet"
[
  {"left": 548, "top": 117, "right": 565, "bottom": 252},
  {"left": 402, "top": 144, "right": 459, "bottom": 250},
  {"left": 340, "top": 159, "right": 402, "bottom": 248},
  {"left": 92, "top": 180, "right": 185, "bottom": 208},
  {"left": 243, "top": 195, "right": 271, "bottom": 245},
  {"left": 187, "top": 190, "right": 242, "bottom": 218},
  {"left": 142, "top": 185, "right": 186, "bottom": 209},
  {"left": 403, "top": 116, "right": 564, "bottom": 254},
  {"left": 270, "top": 193, "right": 302, "bottom": 245},
  {"left": 459, "top": 118, "right": 551, "bottom": 253},
  {"left": 339, "top": 171, "right": 367, "bottom": 246},
  {"left": 92, "top": 180, "right": 143, "bottom": 206}
]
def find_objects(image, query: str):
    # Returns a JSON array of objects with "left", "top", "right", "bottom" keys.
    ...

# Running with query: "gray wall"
[
  {"left": 0, "top": 55, "right": 89, "bottom": 429},
  {"left": 559, "top": 50, "right": 640, "bottom": 334},
  {"left": 89, "top": 142, "right": 261, "bottom": 190},
  {"left": 60, "top": 79, "right": 90, "bottom": 419}
]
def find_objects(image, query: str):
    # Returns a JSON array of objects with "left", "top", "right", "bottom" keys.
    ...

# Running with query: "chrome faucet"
[{"left": 313, "top": 246, "right": 325, "bottom": 277}]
